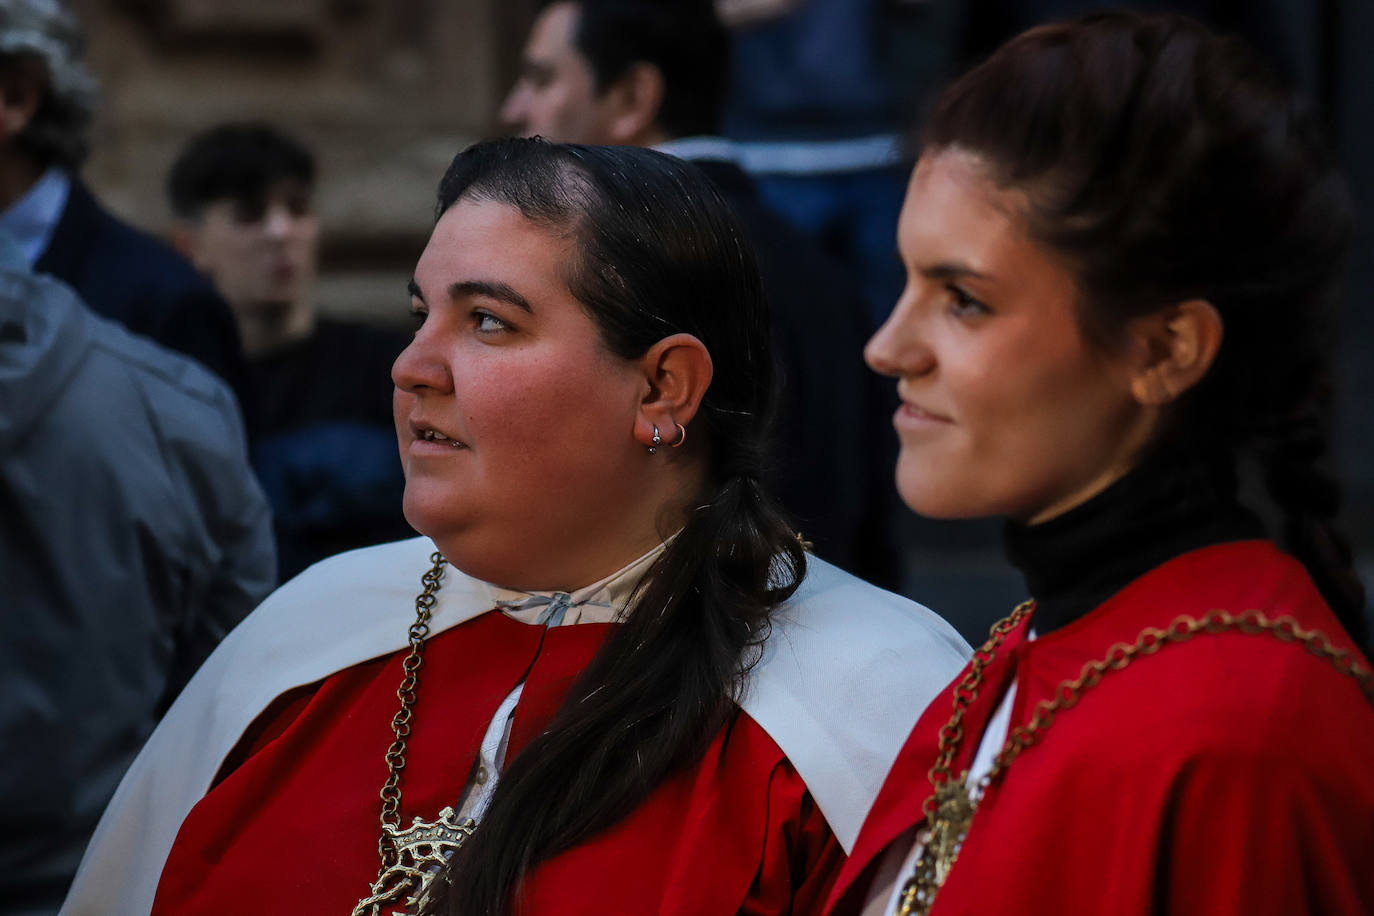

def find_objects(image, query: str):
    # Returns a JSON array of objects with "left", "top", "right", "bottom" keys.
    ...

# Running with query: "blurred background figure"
[
  {"left": 0, "top": 0, "right": 251, "bottom": 415},
  {"left": 716, "top": 0, "right": 1022, "bottom": 634},
  {"left": 716, "top": 0, "right": 965, "bottom": 332},
  {"left": 0, "top": 234, "right": 273, "bottom": 915},
  {"left": 168, "top": 123, "right": 413, "bottom": 581},
  {"left": 501, "top": 0, "right": 902, "bottom": 586}
]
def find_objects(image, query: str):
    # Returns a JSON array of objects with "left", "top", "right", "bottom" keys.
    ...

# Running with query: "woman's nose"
[
  {"left": 864, "top": 287, "right": 935, "bottom": 379},
  {"left": 392, "top": 331, "right": 451, "bottom": 394}
]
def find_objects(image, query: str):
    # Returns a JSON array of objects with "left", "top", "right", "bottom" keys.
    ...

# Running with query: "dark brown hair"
[{"left": 923, "top": 12, "right": 1364, "bottom": 643}]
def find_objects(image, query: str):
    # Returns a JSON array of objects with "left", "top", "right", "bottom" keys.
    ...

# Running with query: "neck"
[
  {"left": 437, "top": 464, "right": 705, "bottom": 594},
  {"left": 236, "top": 300, "right": 316, "bottom": 357},
  {"left": 529, "top": 475, "right": 699, "bottom": 592},
  {"left": 0, "top": 151, "right": 47, "bottom": 213},
  {"left": 1003, "top": 448, "right": 1264, "bottom": 636}
]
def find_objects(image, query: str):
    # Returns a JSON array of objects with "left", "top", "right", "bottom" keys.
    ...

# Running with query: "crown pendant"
[{"left": 353, "top": 807, "right": 477, "bottom": 916}]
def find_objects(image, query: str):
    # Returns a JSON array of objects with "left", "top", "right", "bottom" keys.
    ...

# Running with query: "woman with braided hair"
[
  {"left": 60, "top": 138, "right": 968, "bottom": 916},
  {"left": 827, "top": 12, "right": 1374, "bottom": 916}
]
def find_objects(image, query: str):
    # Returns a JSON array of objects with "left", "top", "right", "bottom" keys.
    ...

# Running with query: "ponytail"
[
  {"left": 1255, "top": 405, "right": 1367, "bottom": 647},
  {"left": 434, "top": 472, "right": 804, "bottom": 916}
]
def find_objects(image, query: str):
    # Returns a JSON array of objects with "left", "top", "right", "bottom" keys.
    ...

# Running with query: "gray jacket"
[{"left": 0, "top": 260, "right": 275, "bottom": 914}]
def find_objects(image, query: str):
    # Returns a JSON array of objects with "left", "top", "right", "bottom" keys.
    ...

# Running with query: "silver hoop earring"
[
  {"left": 670, "top": 422, "right": 687, "bottom": 449},
  {"left": 647, "top": 424, "right": 662, "bottom": 455}
]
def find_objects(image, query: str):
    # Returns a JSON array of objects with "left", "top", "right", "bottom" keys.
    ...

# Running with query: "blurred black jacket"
[{"left": 684, "top": 155, "right": 901, "bottom": 587}]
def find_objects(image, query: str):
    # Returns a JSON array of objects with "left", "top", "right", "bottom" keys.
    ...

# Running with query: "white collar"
[
  {"left": 0, "top": 166, "right": 70, "bottom": 265},
  {"left": 484, "top": 540, "right": 669, "bottom": 627}
]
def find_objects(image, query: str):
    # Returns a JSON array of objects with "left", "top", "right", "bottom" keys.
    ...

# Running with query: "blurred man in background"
[
  {"left": 716, "top": 0, "right": 963, "bottom": 331},
  {"left": 501, "top": 0, "right": 901, "bottom": 586},
  {"left": 0, "top": 0, "right": 251, "bottom": 413},
  {"left": 169, "top": 123, "right": 412, "bottom": 581},
  {"left": 0, "top": 235, "right": 274, "bottom": 914}
]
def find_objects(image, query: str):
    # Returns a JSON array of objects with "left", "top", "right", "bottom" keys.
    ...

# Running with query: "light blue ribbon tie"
[{"left": 493, "top": 592, "right": 613, "bottom": 627}]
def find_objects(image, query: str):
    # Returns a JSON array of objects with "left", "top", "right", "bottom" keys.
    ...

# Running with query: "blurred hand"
[{"left": 714, "top": 0, "right": 805, "bottom": 29}]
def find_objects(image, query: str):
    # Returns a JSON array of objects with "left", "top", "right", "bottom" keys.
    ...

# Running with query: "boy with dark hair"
[{"left": 170, "top": 122, "right": 413, "bottom": 581}]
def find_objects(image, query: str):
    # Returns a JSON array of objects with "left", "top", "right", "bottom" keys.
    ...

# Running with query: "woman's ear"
[
  {"left": 1126, "top": 299, "right": 1224, "bottom": 406},
  {"left": 633, "top": 333, "right": 713, "bottom": 450}
]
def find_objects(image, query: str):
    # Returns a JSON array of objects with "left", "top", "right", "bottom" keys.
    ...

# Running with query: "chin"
[
  {"left": 894, "top": 475, "right": 987, "bottom": 521},
  {"left": 401, "top": 496, "right": 460, "bottom": 548}
]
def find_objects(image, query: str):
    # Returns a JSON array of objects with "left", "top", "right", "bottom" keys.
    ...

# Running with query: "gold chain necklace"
[
  {"left": 353, "top": 551, "right": 478, "bottom": 916},
  {"left": 895, "top": 604, "right": 1374, "bottom": 916}
]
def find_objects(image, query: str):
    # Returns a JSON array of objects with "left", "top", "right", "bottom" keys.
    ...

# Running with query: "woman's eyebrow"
[
  {"left": 406, "top": 278, "right": 535, "bottom": 314},
  {"left": 449, "top": 280, "right": 534, "bottom": 313},
  {"left": 920, "top": 260, "right": 992, "bottom": 282}
]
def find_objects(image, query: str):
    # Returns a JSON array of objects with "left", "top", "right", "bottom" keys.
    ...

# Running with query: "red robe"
[
  {"left": 153, "top": 610, "right": 842, "bottom": 914},
  {"left": 826, "top": 540, "right": 1374, "bottom": 915}
]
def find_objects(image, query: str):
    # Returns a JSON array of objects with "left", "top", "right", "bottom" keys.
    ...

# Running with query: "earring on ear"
[
  {"left": 669, "top": 422, "right": 687, "bottom": 448},
  {"left": 647, "top": 424, "right": 662, "bottom": 455}
]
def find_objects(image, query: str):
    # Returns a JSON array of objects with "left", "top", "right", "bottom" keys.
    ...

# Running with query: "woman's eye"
[
  {"left": 410, "top": 308, "right": 427, "bottom": 330},
  {"left": 474, "top": 311, "right": 509, "bottom": 333},
  {"left": 947, "top": 285, "right": 990, "bottom": 317}
]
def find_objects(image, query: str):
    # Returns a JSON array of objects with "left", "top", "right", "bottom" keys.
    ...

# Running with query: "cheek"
[
  {"left": 966, "top": 348, "right": 1132, "bottom": 492},
  {"left": 291, "top": 226, "right": 320, "bottom": 254},
  {"left": 464, "top": 371, "right": 558, "bottom": 444},
  {"left": 223, "top": 229, "right": 260, "bottom": 257},
  {"left": 958, "top": 328, "right": 1098, "bottom": 439},
  {"left": 484, "top": 361, "right": 628, "bottom": 453}
]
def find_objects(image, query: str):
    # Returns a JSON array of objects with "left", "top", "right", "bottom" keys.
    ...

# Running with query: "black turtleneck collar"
[{"left": 1002, "top": 450, "right": 1266, "bottom": 637}]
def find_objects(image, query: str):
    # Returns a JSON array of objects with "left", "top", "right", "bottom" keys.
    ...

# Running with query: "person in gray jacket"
[{"left": 0, "top": 234, "right": 275, "bottom": 915}]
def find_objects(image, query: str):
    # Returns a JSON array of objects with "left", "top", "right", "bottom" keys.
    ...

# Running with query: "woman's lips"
[
  {"left": 407, "top": 419, "right": 468, "bottom": 452},
  {"left": 894, "top": 401, "right": 954, "bottom": 429}
]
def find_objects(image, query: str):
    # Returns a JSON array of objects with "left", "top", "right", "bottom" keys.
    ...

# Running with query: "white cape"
[{"left": 61, "top": 536, "right": 969, "bottom": 915}]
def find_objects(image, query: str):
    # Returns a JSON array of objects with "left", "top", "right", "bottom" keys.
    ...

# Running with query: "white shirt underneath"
[{"left": 454, "top": 683, "right": 521, "bottom": 822}]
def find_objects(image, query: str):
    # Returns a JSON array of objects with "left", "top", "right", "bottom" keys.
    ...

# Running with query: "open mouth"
[{"left": 420, "top": 427, "right": 466, "bottom": 449}]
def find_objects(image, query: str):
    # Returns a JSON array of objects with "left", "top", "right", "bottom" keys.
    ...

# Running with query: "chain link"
[
  {"left": 978, "top": 607, "right": 1374, "bottom": 789},
  {"left": 376, "top": 551, "right": 448, "bottom": 869},
  {"left": 902, "top": 603, "right": 1373, "bottom": 916},
  {"left": 920, "top": 600, "right": 1034, "bottom": 821}
]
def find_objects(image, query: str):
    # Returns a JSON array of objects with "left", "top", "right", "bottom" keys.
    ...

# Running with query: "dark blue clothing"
[
  {"left": 249, "top": 318, "right": 412, "bottom": 581},
  {"left": 34, "top": 180, "right": 253, "bottom": 424},
  {"left": 722, "top": 0, "right": 965, "bottom": 141}
]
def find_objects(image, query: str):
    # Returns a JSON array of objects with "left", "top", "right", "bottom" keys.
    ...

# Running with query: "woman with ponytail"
[
  {"left": 826, "top": 12, "right": 1374, "bottom": 916},
  {"left": 61, "top": 138, "right": 968, "bottom": 916}
]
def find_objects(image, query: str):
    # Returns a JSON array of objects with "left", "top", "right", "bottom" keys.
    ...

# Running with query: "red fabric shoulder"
[
  {"left": 152, "top": 611, "right": 550, "bottom": 914},
  {"left": 826, "top": 541, "right": 1374, "bottom": 916}
]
